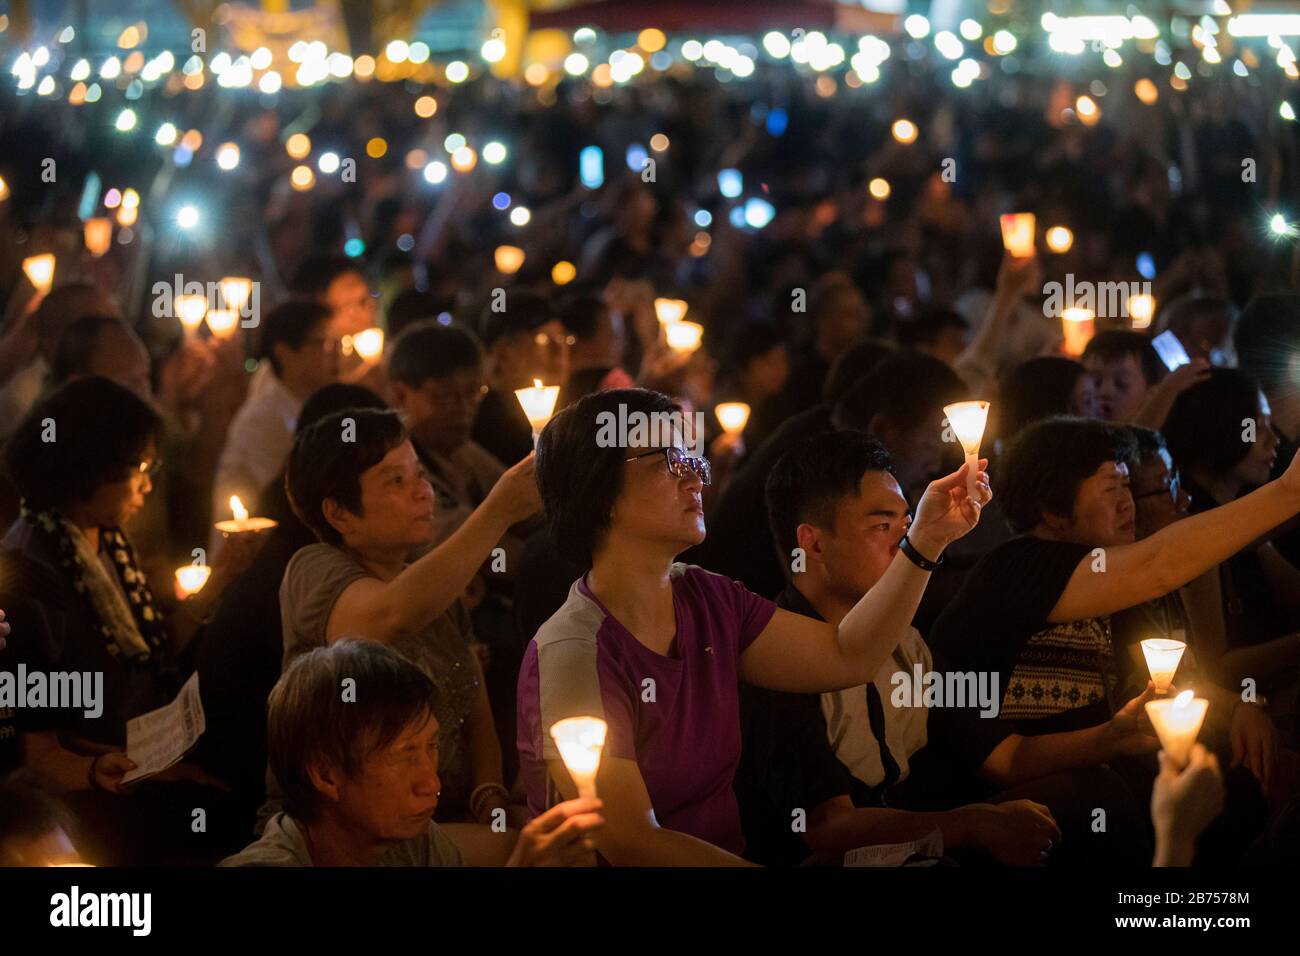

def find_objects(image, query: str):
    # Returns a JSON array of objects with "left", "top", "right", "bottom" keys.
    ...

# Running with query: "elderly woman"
[
  {"left": 0, "top": 377, "right": 250, "bottom": 863},
  {"left": 517, "top": 388, "right": 991, "bottom": 865},
  {"left": 276, "top": 407, "right": 538, "bottom": 824}
]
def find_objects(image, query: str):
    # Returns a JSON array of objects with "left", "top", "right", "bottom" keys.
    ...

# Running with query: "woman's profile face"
[
  {"left": 1230, "top": 394, "right": 1279, "bottom": 488},
  {"left": 609, "top": 438, "right": 706, "bottom": 556},
  {"left": 84, "top": 440, "right": 157, "bottom": 529}
]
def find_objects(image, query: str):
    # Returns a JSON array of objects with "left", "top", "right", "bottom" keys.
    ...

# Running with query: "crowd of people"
[{"left": 2, "top": 36, "right": 1300, "bottom": 867}]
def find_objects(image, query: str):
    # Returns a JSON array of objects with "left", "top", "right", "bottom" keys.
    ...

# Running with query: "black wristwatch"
[{"left": 899, "top": 534, "right": 943, "bottom": 571}]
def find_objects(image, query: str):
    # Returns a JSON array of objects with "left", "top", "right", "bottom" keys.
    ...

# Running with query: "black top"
[
  {"left": 687, "top": 405, "right": 834, "bottom": 598},
  {"left": 0, "top": 519, "right": 171, "bottom": 770},
  {"left": 471, "top": 388, "right": 536, "bottom": 467},
  {"left": 734, "top": 584, "right": 866, "bottom": 867},
  {"left": 927, "top": 535, "right": 1119, "bottom": 773}
]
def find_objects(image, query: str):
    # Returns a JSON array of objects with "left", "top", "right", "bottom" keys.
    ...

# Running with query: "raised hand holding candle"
[
  {"left": 174, "top": 564, "right": 212, "bottom": 599},
  {"left": 213, "top": 495, "right": 277, "bottom": 535},
  {"left": 515, "top": 378, "right": 560, "bottom": 446},
  {"left": 219, "top": 276, "right": 253, "bottom": 313},
  {"left": 664, "top": 320, "right": 703, "bottom": 355},
  {"left": 943, "top": 400, "right": 990, "bottom": 501},
  {"left": 176, "top": 294, "right": 208, "bottom": 336},
  {"left": 1145, "top": 690, "right": 1209, "bottom": 770},
  {"left": 22, "top": 254, "right": 56, "bottom": 292},
  {"left": 1141, "top": 638, "right": 1186, "bottom": 694},
  {"left": 1000, "top": 213, "right": 1036, "bottom": 258},
  {"left": 550, "top": 716, "right": 608, "bottom": 798},
  {"left": 654, "top": 297, "right": 688, "bottom": 325},
  {"left": 1061, "top": 306, "right": 1095, "bottom": 357}
]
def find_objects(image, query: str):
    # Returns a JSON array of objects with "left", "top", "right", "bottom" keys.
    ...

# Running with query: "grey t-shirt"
[{"left": 220, "top": 812, "right": 464, "bottom": 867}]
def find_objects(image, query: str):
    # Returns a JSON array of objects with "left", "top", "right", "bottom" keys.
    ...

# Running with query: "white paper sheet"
[{"left": 122, "top": 672, "right": 205, "bottom": 784}]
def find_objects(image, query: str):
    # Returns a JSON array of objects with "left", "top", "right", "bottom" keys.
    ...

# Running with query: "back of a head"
[
  {"left": 536, "top": 387, "right": 678, "bottom": 567},
  {"left": 1000, "top": 416, "right": 1137, "bottom": 534},
  {"left": 34, "top": 282, "right": 115, "bottom": 351},
  {"left": 292, "top": 255, "right": 363, "bottom": 299},
  {"left": 998, "top": 356, "right": 1086, "bottom": 440},
  {"left": 1236, "top": 293, "right": 1300, "bottom": 394},
  {"left": 725, "top": 322, "right": 786, "bottom": 371},
  {"left": 5, "top": 377, "right": 162, "bottom": 511},
  {"left": 822, "top": 338, "right": 896, "bottom": 404},
  {"left": 1122, "top": 425, "right": 1168, "bottom": 472},
  {"left": 1082, "top": 330, "right": 1167, "bottom": 386},
  {"left": 387, "top": 288, "right": 453, "bottom": 340},
  {"left": 765, "top": 432, "right": 894, "bottom": 572},
  {"left": 259, "top": 299, "right": 332, "bottom": 374},
  {"left": 297, "top": 384, "right": 387, "bottom": 435},
  {"left": 268, "top": 640, "right": 440, "bottom": 822},
  {"left": 897, "top": 306, "right": 969, "bottom": 351},
  {"left": 478, "top": 289, "right": 555, "bottom": 349},
  {"left": 1164, "top": 367, "right": 1262, "bottom": 478},
  {"left": 389, "top": 320, "right": 483, "bottom": 387},
  {"left": 834, "top": 349, "right": 965, "bottom": 434},
  {"left": 286, "top": 407, "right": 406, "bottom": 545},
  {"left": 50, "top": 315, "right": 133, "bottom": 386},
  {"left": 556, "top": 292, "right": 608, "bottom": 342}
]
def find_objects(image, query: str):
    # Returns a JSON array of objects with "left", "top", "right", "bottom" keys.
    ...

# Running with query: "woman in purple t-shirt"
[{"left": 517, "top": 388, "right": 991, "bottom": 865}]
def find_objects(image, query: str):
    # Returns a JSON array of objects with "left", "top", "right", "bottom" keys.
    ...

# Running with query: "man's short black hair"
[
  {"left": 766, "top": 432, "right": 894, "bottom": 573},
  {"left": 556, "top": 293, "right": 608, "bottom": 342},
  {"left": 536, "top": 387, "right": 679, "bottom": 567},
  {"left": 1164, "top": 367, "right": 1262, "bottom": 477},
  {"left": 268, "top": 640, "right": 441, "bottom": 823},
  {"left": 50, "top": 315, "right": 133, "bottom": 386},
  {"left": 1000, "top": 416, "right": 1137, "bottom": 534},
  {"left": 286, "top": 408, "right": 407, "bottom": 546},
  {"left": 834, "top": 349, "right": 966, "bottom": 434},
  {"left": 387, "top": 288, "right": 454, "bottom": 340},
  {"left": 291, "top": 255, "right": 366, "bottom": 299},
  {"left": 998, "top": 356, "right": 1086, "bottom": 440},
  {"left": 389, "top": 321, "right": 483, "bottom": 387},
  {"left": 724, "top": 322, "right": 786, "bottom": 372},
  {"left": 1121, "top": 425, "right": 1169, "bottom": 472},
  {"left": 897, "top": 306, "right": 969, "bottom": 350},
  {"left": 822, "top": 339, "right": 895, "bottom": 404},
  {"left": 1236, "top": 293, "right": 1300, "bottom": 394},
  {"left": 478, "top": 289, "right": 555, "bottom": 349},
  {"left": 258, "top": 300, "right": 332, "bottom": 376},
  {"left": 5, "top": 377, "right": 163, "bottom": 511},
  {"left": 1082, "top": 330, "right": 1167, "bottom": 386}
]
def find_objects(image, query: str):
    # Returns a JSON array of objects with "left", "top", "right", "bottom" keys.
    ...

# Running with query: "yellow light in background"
[
  {"left": 664, "top": 320, "right": 704, "bottom": 354},
  {"left": 524, "top": 62, "right": 550, "bottom": 86},
  {"left": 183, "top": 70, "right": 204, "bottom": 90},
  {"left": 592, "top": 63, "right": 612, "bottom": 87},
  {"left": 1135, "top": 78, "right": 1159, "bottom": 104},
  {"left": 180, "top": 129, "right": 202, "bottom": 152},
  {"left": 118, "top": 24, "right": 142, "bottom": 49},
  {"left": 290, "top": 165, "right": 315, "bottom": 190},
  {"left": 1000, "top": 212, "right": 1036, "bottom": 258},
  {"left": 715, "top": 402, "right": 751, "bottom": 436},
  {"left": 414, "top": 95, "right": 437, "bottom": 118},
  {"left": 1076, "top": 95, "right": 1101, "bottom": 126},
  {"left": 551, "top": 260, "right": 576, "bottom": 285},
  {"left": 84, "top": 218, "right": 112, "bottom": 256},
  {"left": 69, "top": 82, "right": 87, "bottom": 104},
  {"left": 205, "top": 309, "right": 239, "bottom": 340},
  {"left": 354, "top": 54, "right": 376, "bottom": 78},
  {"left": 121, "top": 188, "right": 140, "bottom": 209},
  {"left": 366, "top": 137, "right": 388, "bottom": 158},
  {"left": 123, "top": 51, "right": 144, "bottom": 74},
  {"left": 1128, "top": 294, "right": 1156, "bottom": 329},
  {"left": 1061, "top": 307, "right": 1095, "bottom": 356},
  {"left": 1045, "top": 225, "right": 1074, "bottom": 253},
  {"left": 176, "top": 294, "right": 207, "bottom": 332},
  {"left": 494, "top": 245, "right": 525, "bottom": 274},
  {"left": 638, "top": 28, "right": 667, "bottom": 53},
  {"left": 0, "top": 174, "right": 9, "bottom": 200},
  {"left": 216, "top": 142, "right": 240, "bottom": 171},
  {"left": 22, "top": 254, "right": 56, "bottom": 291},
  {"left": 650, "top": 133, "right": 669, "bottom": 152},
  {"left": 286, "top": 133, "right": 311, "bottom": 159},
  {"left": 220, "top": 277, "right": 253, "bottom": 313},
  {"left": 451, "top": 146, "right": 477, "bottom": 172},
  {"left": 891, "top": 119, "right": 918, "bottom": 144},
  {"left": 446, "top": 60, "right": 469, "bottom": 83},
  {"left": 116, "top": 203, "right": 138, "bottom": 226},
  {"left": 405, "top": 148, "right": 428, "bottom": 170},
  {"left": 654, "top": 298, "right": 688, "bottom": 324},
  {"left": 868, "top": 177, "right": 891, "bottom": 200}
]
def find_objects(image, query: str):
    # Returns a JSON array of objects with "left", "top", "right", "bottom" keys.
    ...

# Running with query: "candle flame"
[
  {"left": 1173, "top": 689, "right": 1194, "bottom": 709},
  {"left": 533, "top": 378, "right": 542, "bottom": 388},
  {"left": 230, "top": 495, "right": 248, "bottom": 522}
]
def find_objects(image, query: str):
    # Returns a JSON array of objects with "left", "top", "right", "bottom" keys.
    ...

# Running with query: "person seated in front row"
[
  {"left": 222, "top": 641, "right": 601, "bottom": 867},
  {"left": 517, "top": 388, "right": 992, "bottom": 866},
  {"left": 735, "top": 432, "right": 1062, "bottom": 866},
  {"left": 926, "top": 416, "right": 1300, "bottom": 861}
]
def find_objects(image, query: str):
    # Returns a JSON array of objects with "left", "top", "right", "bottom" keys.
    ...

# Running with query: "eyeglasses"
[
  {"left": 133, "top": 459, "right": 163, "bottom": 479},
  {"left": 624, "top": 446, "right": 712, "bottom": 486},
  {"left": 1133, "top": 469, "right": 1181, "bottom": 502}
]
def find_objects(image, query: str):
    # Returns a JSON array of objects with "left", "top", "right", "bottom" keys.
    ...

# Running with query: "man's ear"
[
  {"left": 321, "top": 497, "right": 355, "bottom": 539},
  {"left": 795, "top": 522, "right": 825, "bottom": 564},
  {"left": 306, "top": 760, "right": 343, "bottom": 805},
  {"left": 390, "top": 380, "right": 412, "bottom": 411}
]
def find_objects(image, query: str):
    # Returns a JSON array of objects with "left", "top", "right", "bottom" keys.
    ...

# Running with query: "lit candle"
[
  {"left": 664, "top": 320, "right": 704, "bottom": 354},
  {"left": 174, "top": 564, "right": 212, "bottom": 599},
  {"left": 22, "top": 253, "right": 56, "bottom": 292},
  {"left": 213, "top": 495, "right": 278, "bottom": 534},
  {"left": 943, "top": 401, "right": 990, "bottom": 501},
  {"left": 654, "top": 297, "right": 688, "bottom": 325},
  {"left": 715, "top": 402, "right": 750, "bottom": 436},
  {"left": 1141, "top": 638, "right": 1186, "bottom": 694},
  {"left": 219, "top": 276, "right": 253, "bottom": 313},
  {"left": 1127, "top": 293, "right": 1156, "bottom": 330},
  {"left": 1061, "top": 306, "right": 1095, "bottom": 357},
  {"left": 205, "top": 308, "right": 239, "bottom": 340},
  {"left": 494, "top": 245, "right": 525, "bottom": 275},
  {"left": 176, "top": 294, "right": 208, "bottom": 336},
  {"left": 549, "top": 716, "right": 608, "bottom": 799},
  {"left": 351, "top": 327, "right": 384, "bottom": 363},
  {"left": 999, "top": 213, "right": 1036, "bottom": 258},
  {"left": 1145, "top": 690, "right": 1209, "bottom": 770},
  {"left": 514, "top": 378, "right": 560, "bottom": 445},
  {"left": 1045, "top": 225, "right": 1073, "bottom": 254},
  {"left": 84, "top": 218, "right": 113, "bottom": 257}
]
